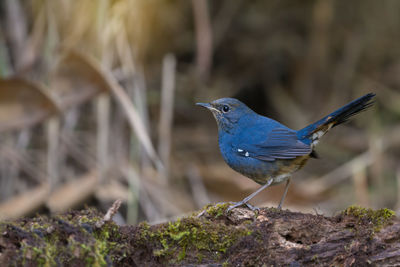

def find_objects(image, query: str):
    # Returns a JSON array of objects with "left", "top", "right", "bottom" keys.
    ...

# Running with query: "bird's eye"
[{"left": 222, "top": 105, "right": 230, "bottom": 113}]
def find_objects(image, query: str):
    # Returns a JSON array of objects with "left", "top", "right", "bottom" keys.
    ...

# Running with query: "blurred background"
[{"left": 0, "top": 0, "right": 400, "bottom": 224}]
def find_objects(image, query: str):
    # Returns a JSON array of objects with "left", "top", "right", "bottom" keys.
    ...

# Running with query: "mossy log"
[{"left": 0, "top": 204, "right": 399, "bottom": 266}]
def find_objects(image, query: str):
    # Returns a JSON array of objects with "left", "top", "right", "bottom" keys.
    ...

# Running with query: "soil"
[{"left": 0, "top": 204, "right": 398, "bottom": 266}]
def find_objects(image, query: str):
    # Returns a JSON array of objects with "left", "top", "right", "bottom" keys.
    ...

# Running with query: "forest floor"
[{"left": 0, "top": 203, "right": 398, "bottom": 266}]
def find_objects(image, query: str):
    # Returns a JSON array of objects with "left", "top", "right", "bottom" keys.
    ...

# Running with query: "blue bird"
[{"left": 197, "top": 93, "right": 375, "bottom": 211}]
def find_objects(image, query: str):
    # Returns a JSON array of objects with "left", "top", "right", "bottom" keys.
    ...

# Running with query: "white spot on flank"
[
  {"left": 312, "top": 130, "right": 324, "bottom": 140},
  {"left": 311, "top": 130, "right": 325, "bottom": 147},
  {"left": 237, "top": 149, "right": 243, "bottom": 152},
  {"left": 245, "top": 152, "right": 249, "bottom": 157}
]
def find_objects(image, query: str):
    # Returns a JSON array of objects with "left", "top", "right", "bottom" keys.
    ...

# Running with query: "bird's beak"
[
  {"left": 196, "top": 102, "right": 220, "bottom": 113},
  {"left": 196, "top": 102, "right": 212, "bottom": 109}
]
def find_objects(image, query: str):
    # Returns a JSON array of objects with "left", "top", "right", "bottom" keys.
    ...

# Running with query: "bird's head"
[{"left": 196, "top": 98, "right": 254, "bottom": 133}]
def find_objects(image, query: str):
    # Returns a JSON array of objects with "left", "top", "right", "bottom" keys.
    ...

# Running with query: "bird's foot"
[
  {"left": 245, "top": 203, "right": 260, "bottom": 212},
  {"left": 227, "top": 201, "right": 260, "bottom": 212},
  {"left": 198, "top": 201, "right": 260, "bottom": 217}
]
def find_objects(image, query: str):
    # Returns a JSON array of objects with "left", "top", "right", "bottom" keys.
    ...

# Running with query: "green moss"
[
  {"left": 202, "top": 203, "right": 231, "bottom": 218},
  {"left": 177, "top": 248, "right": 186, "bottom": 261},
  {"left": 343, "top": 205, "right": 395, "bottom": 232},
  {"left": 92, "top": 223, "right": 123, "bottom": 264},
  {"left": 311, "top": 255, "right": 319, "bottom": 264},
  {"left": 196, "top": 253, "right": 204, "bottom": 263},
  {"left": 20, "top": 238, "right": 58, "bottom": 267},
  {"left": 1, "top": 210, "right": 125, "bottom": 266},
  {"left": 138, "top": 216, "right": 252, "bottom": 264}
]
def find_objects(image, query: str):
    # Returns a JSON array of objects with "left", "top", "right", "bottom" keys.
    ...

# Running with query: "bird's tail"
[{"left": 297, "top": 93, "right": 375, "bottom": 147}]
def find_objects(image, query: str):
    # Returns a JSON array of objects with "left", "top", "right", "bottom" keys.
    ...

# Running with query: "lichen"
[
  {"left": 342, "top": 205, "right": 395, "bottom": 232},
  {"left": 138, "top": 215, "right": 252, "bottom": 264}
]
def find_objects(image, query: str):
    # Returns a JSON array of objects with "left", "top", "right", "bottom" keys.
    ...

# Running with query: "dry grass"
[{"left": 0, "top": 0, "right": 400, "bottom": 223}]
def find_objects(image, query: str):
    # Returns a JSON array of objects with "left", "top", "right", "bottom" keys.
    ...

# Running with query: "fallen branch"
[{"left": 0, "top": 205, "right": 398, "bottom": 266}]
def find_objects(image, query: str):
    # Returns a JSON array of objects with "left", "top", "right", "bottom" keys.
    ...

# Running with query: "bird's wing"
[{"left": 234, "top": 127, "right": 311, "bottom": 162}]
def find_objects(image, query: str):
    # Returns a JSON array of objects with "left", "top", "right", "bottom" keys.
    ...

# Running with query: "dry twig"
[{"left": 96, "top": 199, "right": 122, "bottom": 228}]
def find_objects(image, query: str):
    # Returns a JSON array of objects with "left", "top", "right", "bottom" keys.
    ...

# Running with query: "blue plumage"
[{"left": 197, "top": 93, "right": 375, "bottom": 211}]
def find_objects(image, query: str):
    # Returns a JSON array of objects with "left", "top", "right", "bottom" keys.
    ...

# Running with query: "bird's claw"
[
  {"left": 227, "top": 201, "right": 259, "bottom": 212},
  {"left": 198, "top": 201, "right": 259, "bottom": 217},
  {"left": 245, "top": 203, "right": 260, "bottom": 211}
]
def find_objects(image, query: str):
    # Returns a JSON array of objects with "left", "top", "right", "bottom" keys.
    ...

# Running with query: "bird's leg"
[
  {"left": 227, "top": 179, "right": 273, "bottom": 212},
  {"left": 277, "top": 178, "right": 291, "bottom": 210}
]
